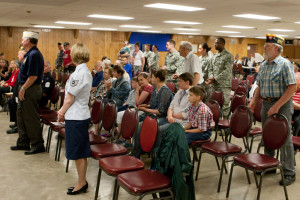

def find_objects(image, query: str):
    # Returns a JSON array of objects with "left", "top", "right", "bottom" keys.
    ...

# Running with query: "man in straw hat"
[
  {"left": 11, "top": 31, "right": 45, "bottom": 155},
  {"left": 249, "top": 34, "right": 296, "bottom": 186}
]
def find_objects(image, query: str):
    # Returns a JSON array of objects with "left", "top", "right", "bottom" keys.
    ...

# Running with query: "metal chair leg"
[
  {"left": 46, "top": 127, "right": 52, "bottom": 152},
  {"left": 215, "top": 156, "right": 220, "bottom": 170},
  {"left": 57, "top": 137, "right": 62, "bottom": 161},
  {"left": 55, "top": 135, "right": 60, "bottom": 161},
  {"left": 254, "top": 171, "right": 259, "bottom": 188},
  {"left": 279, "top": 167, "right": 289, "bottom": 200},
  {"left": 217, "top": 157, "right": 226, "bottom": 192},
  {"left": 66, "top": 159, "right": 69, "bottom": 173},
  {"left": 195, "top": 151, "right": 203, "bottom": 181},
  {"left": 257, "top": 171, "right": 265, "bottom": 200},
  {"left": 94, "top": 168, "right": 102, "bottom": 200},
  {"left": 226, "top": 163, "right": 235, "bottom": 197},
  {"left": 113, "top": 182, "right": 120, "bottom": 200},
  {"left": 250, "top": 136, "right": 254, "bottom": 153},
  {"left": 245, "top": 169, "right": 251, "bottom": 184}
]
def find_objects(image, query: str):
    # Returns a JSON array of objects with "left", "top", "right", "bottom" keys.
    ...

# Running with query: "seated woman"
[
  {"left": 92, "top": 66, "right": 114, "bottom": 100},
  {"left": 0, "top": 59, "right": 9, "bottom": 81},
  {"left": 0, "top": 60, "right": 20, "bottom": 107}
]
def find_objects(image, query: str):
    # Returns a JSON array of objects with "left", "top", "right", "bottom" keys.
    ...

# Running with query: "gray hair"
[
  {"left": 45, "top": 60, "right": 51, "bottom": 68},
  {"left": 180, "top": 41, "right": 192, "bottom": 51},
  {"left": 274, "top": 43, "right": 283, "bottom": 53}
]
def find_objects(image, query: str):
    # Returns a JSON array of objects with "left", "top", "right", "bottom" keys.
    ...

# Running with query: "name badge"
[
  {"left": 45, "top": 82, "right": 50, "bottom": 88},
  {"left": 15, "top": 97, "right": 18, "bottom": 103}
]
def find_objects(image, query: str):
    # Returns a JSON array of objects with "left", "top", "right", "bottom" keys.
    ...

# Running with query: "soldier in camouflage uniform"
[
  {"left": 144, "top": 44, "right": 152, "bottom": 72},
  {"left": 206, "top": 38, "right": 234, "bottom": 117},
  {"left": 148, "top": 44, "right": 160, "bottom": 71},
  {"left": 199, "top": 42, "right": 213, "bottom": 102},
  {"left": 162, "top": 39, "right": 184, "bottom": 82},
  {"left": 55, "top": 42, "right": 64, "bottom": 73}
]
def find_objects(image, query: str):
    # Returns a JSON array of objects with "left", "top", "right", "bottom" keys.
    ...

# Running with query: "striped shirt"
[
  {"left": 188, "top": 102, "right": 215, "bottom": 131},
  {"left": 293, "top": 92, "right": 300, "bottom": 104},
  {"left": 256, "top": 55, "right": 296, "bottom": 98}
]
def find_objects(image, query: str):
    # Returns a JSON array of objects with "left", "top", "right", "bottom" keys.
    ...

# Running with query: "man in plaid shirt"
[
  {"left": 184, "top": 86, "right": 215, "bottom": 144},
  {"left": 249, "top": 34, "right": 296, "bottom": 186}
]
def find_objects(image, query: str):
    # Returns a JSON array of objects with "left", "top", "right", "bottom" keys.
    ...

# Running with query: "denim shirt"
[{"left": 106, "top": 76, "right": 131, "bottom": 106}]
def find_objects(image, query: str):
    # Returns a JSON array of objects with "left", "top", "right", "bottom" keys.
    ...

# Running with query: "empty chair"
[
  {"left": 166, "top": 81, "right": 176, "bottom": 94},
  {"left": 247, "top": 74, "right": 255, "bottom": 85},
  {"left": 210, "top": 90, "right": 224, "bottom": 108},
  {"left": 231, "top": 77, "right": 239, "bottom": 91},
  {"left": 249, "top": 98, "right": 263, "bottom": 152}
]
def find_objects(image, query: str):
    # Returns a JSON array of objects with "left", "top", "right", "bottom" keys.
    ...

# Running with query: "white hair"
[
  {"left": 274, "top": 43, "right": 283, "bottom": 53},
  {"left": 180, "top": 41, "right": 192, "bottom": 51},
  {"left": 45, "top": 60, "right": 51, "bottom": 68},
  {"left": 103, "top": 59, "right": 111, "bottom": 65}
]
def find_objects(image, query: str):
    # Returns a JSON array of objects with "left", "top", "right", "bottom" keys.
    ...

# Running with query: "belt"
[{"left": 262, "top": 97, "right": 280, "bottom": 102}]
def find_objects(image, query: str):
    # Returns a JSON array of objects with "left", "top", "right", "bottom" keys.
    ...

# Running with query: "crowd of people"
[{"left": 1, "top": 31, "right": 299, "bottom": 196}]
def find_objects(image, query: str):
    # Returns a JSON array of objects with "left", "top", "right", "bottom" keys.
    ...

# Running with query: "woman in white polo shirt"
[
  {"left": 130, "top": 42, "right": 145, "bottom": 76},
  {"left": 57, "top": 43, "right": 92, "bottom": 195}
]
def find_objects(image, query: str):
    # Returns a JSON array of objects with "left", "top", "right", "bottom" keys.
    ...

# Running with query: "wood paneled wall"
[{"left": 0, "top": 26, "right": 298, "bottom": 70}]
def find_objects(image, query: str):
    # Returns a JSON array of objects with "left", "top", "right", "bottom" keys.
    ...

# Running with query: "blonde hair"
[{"left": 70, "top": 43, "right": 90, "bottom": 64}]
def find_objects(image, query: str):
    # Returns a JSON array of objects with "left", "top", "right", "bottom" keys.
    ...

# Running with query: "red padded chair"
[
  {"left": 249, "top": 98, "right": 263, "bottom": 152},
  {"left": 238, "top": 63, "right": 244, "bottom": 76},
  {"left": 210, "top": 90, "right": 224, "bottom": 109},
  {"left": 166, "top": 81, "right": 176, "bottom": 94},
  {"left": 233, "top": 63, "right": 239, "bottom": 77},
  {"left": 115, "top": 114, "right": 174, "bottom": 200},
  {"left": 240, "top": 79, "right": 250, "bottom": 87},
  {"left": 226, "top": 113, "right": 289, "bottom": 200},
  {"left": 57, "top": 72, "right": 63, "bottom": 85},
  {"left": 94, "top": 106, "right": 142, "bottom": 200},
  {"left": 292, "top": 136, "right": 300, "bottom": 149},
  {"left": 247, "top": 74, "right": 255, "bottom": 85},
  {"left": 234, "top": 83, "right": 248, "bottom": 96},
  {"left": 51, "top": 70, "right": 57, "bottom": 80},
  {"left": 231, "top": 77, "right": 239, "bottom": 92},
  {"left": 195, "top": 105, "right": 253, "bottom": 193}
]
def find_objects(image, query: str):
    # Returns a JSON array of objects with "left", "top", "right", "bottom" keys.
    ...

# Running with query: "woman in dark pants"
[{"left": 57, "top": 43, "right": 92, "bottom": 195}]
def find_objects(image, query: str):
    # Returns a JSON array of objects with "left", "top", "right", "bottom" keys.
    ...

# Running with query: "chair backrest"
[
  {"left": 166, "top": 81, "right": 176, "bottom": 93},
  {"left": 62, "top": 73, "right": 70, "bottom": 85},
  {"left": 140, "top": 114, "right": 158, "bottom": 153},
  {"left": 263, "top": 113, "right": 289, "bottom": 150},
  {"left": 253, "top": 98, "right": 263, "bottom": 122},
  {"left": 230, "top": 105, "right": 253, "bottom": 139},
  {"left": 50, "top": 85, "right": 60, "bottom": 104},
  {"left": 238, "top": 64, "right": 243, "bottom": 73},
  {"left": 205, "top": 100, "right": 221, "bottom": 124},
  {"left": 233, "top": 63, "right": 238, "bottom": 71},
  {"left": 231, "top": 77, "right": 239, "bottom": 91},
  {"left": 210, "top": 90, "right": 224, "bottom": 108},
  {"left": 121, "top": 106, "right": 139, "bottom": 140},
  {"left": 230, "top": 93, "right": 247, "bottom": 114},
  {"left": 51, "top": 70, "right": 57, "bottom": 80},
  {"left": 91, "top": 97, "right": 104, "bottom": 124},
  {"left": 102, "top": 99, "right": 117, "bottom": 131},
  {"left": 240, "top": 79, "right": 249, "bottom": 87},
  {"left": 246, "top": 75, "right": 255, "bottom": 85},
  {"left": 59, "top": 90, "right": 65, "bottom": 109},
  {"left": 57, "top": 72, "right": 63, "bottom": 83},
  {"left": 234, "top": 83, "right": 248, "bottom": 96}
]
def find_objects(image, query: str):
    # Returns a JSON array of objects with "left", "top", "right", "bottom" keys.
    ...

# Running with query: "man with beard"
[{"left": 249, "top": 34, "right": 296, "bottom": 186}]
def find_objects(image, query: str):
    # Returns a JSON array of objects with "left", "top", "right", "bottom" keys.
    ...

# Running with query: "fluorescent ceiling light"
[
  {"left": 90, "top": 28, "right": 117, "bottom": 31},
  {"left": 233, "top": 14, "right": 280, "bottom": 20},
  {"left": 173, "top": 28, "right": 200, "bottom": 31},
  {"left": 295, "top": 36, "right": 300, "bottom": 39},
  {"left": 120, "top": 25, "right": 152, "bottom": 29},
  {"left": 222, "top": 25, "right": 254, "bottom": 29},
  {"left": 255, "top": 37, "right": 266, "bottom": 39},
  {"left": 295, "top": 22, "right": 300, "bottom": 24},
  {"left": 267, "top": 29, "right": 295, "bottom": 32},
  {"left": 55, "top": 21, "right": 92, "bottom": 25},
  {"left": 216, "top": 31, "right": 241, "bottom": 33},
  {"left": 87, "top": 14, "right": 133, "bottom": 20},
  {"left": 34, "top": 25, "right": 64, "bottom": 29},
  {"left": 178, "top": 33, "right": 201, "bottom": 35},
  {"left": 164, "top": 21, "right": 202, "bottom": 25},
  {"left": 228, "top": 36, "right": 246, "bottom": 38},
  {"left": 137, "top": 30, "right": 162, "bottom": 33},
  {"left": 145, "top": 3, "right": 205, "bottom": 11}
]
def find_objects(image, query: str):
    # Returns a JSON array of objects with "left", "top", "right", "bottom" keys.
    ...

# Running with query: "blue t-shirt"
[
  {"left": 18, "top": 46, "right": 44, "bottom": 84},
  {"left": 92, "top": 70, "right": 103, "bottom": 87},
  {"left": 123, "top": 63, "right": 132, "bottom": 82}
]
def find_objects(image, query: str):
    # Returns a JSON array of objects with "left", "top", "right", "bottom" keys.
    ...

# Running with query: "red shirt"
[
  {"left": 139, "top": 84, "right": 153, "bottom": 105},
  {"left": 6, "top": 70, "right": 19, "bottom": 87},
  {"left": 188, "top": 102, "right": 215, "bottom": 131},
  {"left": 293, "top": 92, "right": 300, "bottom": 104},
  {"left": 63, "top": 50, "right": 72, "bottom": 66}
]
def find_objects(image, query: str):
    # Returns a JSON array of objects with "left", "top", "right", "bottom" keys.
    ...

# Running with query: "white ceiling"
[{"left": 1, "top": 0, "right": 300, "bottom": 39}]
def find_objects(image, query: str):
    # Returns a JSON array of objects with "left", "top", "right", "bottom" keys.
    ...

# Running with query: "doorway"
[{"left": 247, "top": 44, "right": 257, "bottom": 58}]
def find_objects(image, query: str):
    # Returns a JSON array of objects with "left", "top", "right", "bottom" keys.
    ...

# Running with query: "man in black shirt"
[{"left": 40, "top": 61, "right": 55, "bottom": 107}]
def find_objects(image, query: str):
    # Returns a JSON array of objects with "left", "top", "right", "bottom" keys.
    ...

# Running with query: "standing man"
[
  {"left": 40, "top": 61, "right": 55, "bottom": 107},
  {"left": 55, "top": 42, "right": 64, "bottom": 73},
  {"left": 178, "top": 41, "right": 203, "bottom": 86},
  {"left": 161, "top": 40, "right": 183, "bottom": 82},
  {"left": 143, "top": 44, "right": 152, "bottom": 72},
  {"left": 249, "top": 34, "right": 296, "bottom": 186},
  {"left": 148, "top": 44, "right": 160, "bottom": 72},
  {"left": 206, "top": 38, "right": 233, "bottom": 117},
  {"left": 121, "top": 56, "right": 132, "bottom": 82},
  {"left": 11, "top": 31, "right": 45, "bottom": 154},
  {"left": 63, "top": 42, "right": 75, "bottom": 73}
]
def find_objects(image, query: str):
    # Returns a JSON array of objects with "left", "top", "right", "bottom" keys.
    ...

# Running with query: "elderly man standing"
[
  {"left": 179, "top": 41, "right": 203, "bottom": 86},
  {"left": 55, "top": 42, "right": 64, "bottom": 73},
  {"left": 206, "top": 38, "right": 233, "bottom": 117},
  {"left": 249, "top": 34, "right": 296, "bottom": 186},
  {"left": 11, "top": 31, "right": 45, "bottom": 154},
  {"left": 161, "top": 40, "right": 183, "bottom": 82},
  {"left": 40, "top": 61, "right": 55, "bottom": 108}
]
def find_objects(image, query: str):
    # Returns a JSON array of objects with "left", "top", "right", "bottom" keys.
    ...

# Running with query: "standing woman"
[
  {"left": 198, "top": 42, "right": 212, "bottom": 101},
  {"left": 130, "top": 42, "right": 145, "bottom": 76},
  {"left": 57, "top": 43, "right": 92, "bottom": 195}
]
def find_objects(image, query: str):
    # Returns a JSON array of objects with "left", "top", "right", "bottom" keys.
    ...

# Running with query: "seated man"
[
  {"left": 39, "top": 61, "right": 55, "bottom": 108},
  {"left": 91, "top": 60, "right": 103, "bottom": 92},
  {"left": 159, "top": 72, "right": 193, "bottom": 133},
  {"left": 183, "top": 86, "right": 215, "bottom": 144}
]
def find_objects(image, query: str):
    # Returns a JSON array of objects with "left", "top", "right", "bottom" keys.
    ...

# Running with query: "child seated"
[{"left": 183, "top": 86, "right": 215, "bottom": 144}]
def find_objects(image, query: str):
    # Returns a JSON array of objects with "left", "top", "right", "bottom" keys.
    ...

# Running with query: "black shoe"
[
  {"left": 10, "top": 145, "right": 30, "bottom": 151},
  {"left": 280, "top": 175, "right": 296, "bottom": 186},
  {"left": 9, "top": 123, "right": 17, "bottom": 128},
  {"left": 67, "top": 182, "right": 88, "bottom": 195},
  {"left": 255, "top": 169, "right": 276, "bottom": 175},
  {"left": 24, "top": 145, "right": 45, "bottom": 155},
  {"left": 7, "top": 127, "right": 18, "bottom": 134}
]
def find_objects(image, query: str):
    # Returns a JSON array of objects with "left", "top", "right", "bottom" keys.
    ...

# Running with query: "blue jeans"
[{"left": 185, "top": 129, "right": 212, "bottom": 145}]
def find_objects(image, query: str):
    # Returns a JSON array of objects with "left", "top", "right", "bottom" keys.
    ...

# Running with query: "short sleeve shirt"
[
  {"left": 139, "top": 84, "right": 153, "bottom": 105},
  {"left": 188, "top": 102, "right": 215, "bottom": 131},
  {"left": 130, "top": 50, "right": 144, "bottom": 66},
  {"left": 184, "top": 51, "right": 204, "bottom": 84},
  {"left": 63, "top": 50, "right": 72, "bottom": 66},
  {"left": 18, "top": 46, "right": 44, "bottom": 84},
  {"left": 65, "top": 63, "right": 92, "bottom": 120}
]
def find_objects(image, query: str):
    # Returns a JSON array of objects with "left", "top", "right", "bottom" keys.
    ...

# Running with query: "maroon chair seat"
[
  {"left": 292, "top": 136, "right": 300, "bottom": 148},
  {"left": 99, "top": 155, "right": 144, "bottom": 176},
  {"left": 89, "top": 132, "right": 107, "bottom": 145},
  {"left": 250, "top": 127, "right": 262, "bottom": 136},
  {"left": 58, "top": 128, "right": 65, "bottom": 137},
  {"left": 91, "top": 143, "right": 127, "bottom": 159},
  {"left": 50, "top": 122, "right": 65, "bottom": 132},
  {"left": 234, "top": 153, "right": 280, "bottom": 171},
  {"left": 202, "top": 141, "right": 242, "bottom": 156},
  {"left": 191, "top": 139, "right": 211, "bottom": 146},
  {"left": 117, "top": 169, "right": 171, "bottom": 194},
  {"left": 218, "top": 119, "right": 230, "bottom": 128},
  {"left": 42, "top": 114, "right": 58, "bottom": 125}
]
